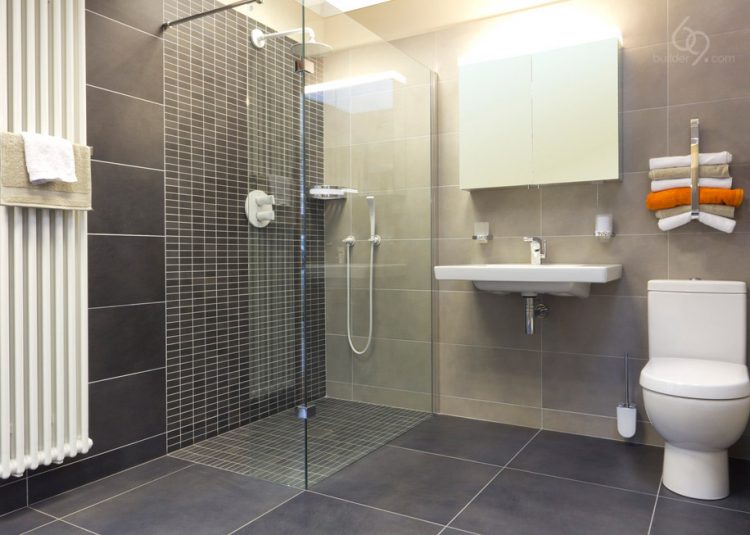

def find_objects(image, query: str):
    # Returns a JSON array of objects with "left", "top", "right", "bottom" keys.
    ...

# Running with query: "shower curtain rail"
[{"left": 162, "top": 0, "right": 263, "bottom": 30}]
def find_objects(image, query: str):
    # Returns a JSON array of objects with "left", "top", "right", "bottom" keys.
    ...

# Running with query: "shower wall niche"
[{"left": 163, "top": 0, "right": 326, "bottom": 451}]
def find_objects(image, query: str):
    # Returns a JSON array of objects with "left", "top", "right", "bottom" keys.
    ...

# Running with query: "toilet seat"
[{"left": 641, "top": 358, "right": 750, "bottom": 400}]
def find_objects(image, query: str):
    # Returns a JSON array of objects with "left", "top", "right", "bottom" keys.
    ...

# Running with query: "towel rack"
[{"left": 690, "top": 118, "right": 700, "bottom": 220}]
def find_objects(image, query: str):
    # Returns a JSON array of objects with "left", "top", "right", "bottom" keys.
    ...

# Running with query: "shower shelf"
[{"left": 309, "top": 185, "right": 358, "bottom": 200}]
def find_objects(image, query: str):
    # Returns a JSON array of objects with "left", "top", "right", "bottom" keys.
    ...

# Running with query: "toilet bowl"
[{"left": 641, "top": 280, "right": 750, "bottom": 500}]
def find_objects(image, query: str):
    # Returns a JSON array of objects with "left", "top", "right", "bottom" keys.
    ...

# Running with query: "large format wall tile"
[
  {"left": 541, "top": 295, "right": 648, "bottom": 358},
  {"left": 622, "top": 107, "right": 668, "bottom": 173},
  {"left": 437, "top": 291, "right": 540, "bottom": 351},
  {"left": 669, "top": 0, "right": 750, "bottom": 36},
  {"left": 438, "top": 343, "right": 541, "bottom": 407},
  {"left": 669, "top": 30, "right": 750, "bottom": 106},
  {"left": 89, "top": 161, "right": 164, "bottom": 236},
  {"left": 542, "top": 352, "right": 647, "bottom": 419},
  {"left": 327, "top": 288, "right": 431, "bottom": 342},
  {"left": 87, "top": 87, "right": 164, "bottom": 169},
  {"left": 89, "top": 370, "right": 166, "bottom": 453},
  {"left": 668, "top": 97, "right": 750, "bottom": 164},
  {"left": 542, "top": 409, "right": 663, "bottom": 447},
  {"left": 86, "top": 11, "right": 163, "bottom": 103},
  {"left": 439, "top": 395, "right": 541, "bottom": 428},
  {"left": 439, "top": 185, "right": 541, "bottom": 239},
  {"left": 622, "top": 44, "right": 668, "bottom": 112},
  {"left": 540, "top": 183, "right": 598, "bottom": 236},
  {"left": 89, "top": 235, "right": 165, "bottom": 307},
  {"left": 89, "top": 303, "right": 165, "bottom": 381},
  {"left": 86, "top": 0, "right": 165, "bottom": 35},
  {"left": 353, "top": 338, "right": 432, "bottom": 393},
  {"left": 544, "top": 234, "right": 668, "bottom": 297}
]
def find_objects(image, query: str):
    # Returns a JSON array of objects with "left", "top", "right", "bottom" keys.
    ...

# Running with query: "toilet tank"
[{"left": 648, "top": 280, "right": 747, "bottom": 364}]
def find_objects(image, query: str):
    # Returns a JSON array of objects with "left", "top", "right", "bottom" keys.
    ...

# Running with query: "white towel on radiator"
[
  {"left": 657, "top": 210, "right": 736, "bottom": 233},
  {"left": 20, "top": 132, "right": 78, "bottom": 185},
  {"left": 649, "top": 151, "right": 733, "bottom": 170},
  {"left": 650, "top": 177, "right": 732, "bottom": 192}
]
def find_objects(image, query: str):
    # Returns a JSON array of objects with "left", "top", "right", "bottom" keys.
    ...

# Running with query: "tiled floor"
[
  {"left": 171, "top": 398, "right": 431, "bottom": 487},
  {"left": 2, "top": 415, "right": 750, "bottom": 534}
]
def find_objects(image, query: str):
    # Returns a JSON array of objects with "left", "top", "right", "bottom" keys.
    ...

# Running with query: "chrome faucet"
[{"left": 523, "top": 236, "right": 546, "bottom": 265}]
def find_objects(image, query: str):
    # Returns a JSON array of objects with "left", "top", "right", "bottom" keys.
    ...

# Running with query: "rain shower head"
[
  {"left": 290, "top": 41, "right": 333, "bottom": 58},
  {"left": 250, "top": 27, "right": 332, "bottom": 58}
]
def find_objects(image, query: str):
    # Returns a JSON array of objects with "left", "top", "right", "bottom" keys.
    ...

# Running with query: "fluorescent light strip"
[
  {"left": 326, "top": 0, "right": 390, "bottom": 12},
  {"left": 304, "top": 70, "right": 406, "bottom": 94}
]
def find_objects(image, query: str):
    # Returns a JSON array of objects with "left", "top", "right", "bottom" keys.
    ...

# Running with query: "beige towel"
[
  {"left": 649, "top": 164, "right": 730, "bottom": 180},
  {"left": 0, "top": 132, "right": 91, "bottom": 210},
  {"left": 655, "top": 204, "right": 735, "bottom": 219}
]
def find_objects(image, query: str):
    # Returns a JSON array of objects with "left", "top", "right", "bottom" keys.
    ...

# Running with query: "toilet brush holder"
[
  {"left": 617, "top": 403, "right": 637, "bottom": 438},
  {"left": 617, "top": 352, "right": 637, "bottom": 438}
]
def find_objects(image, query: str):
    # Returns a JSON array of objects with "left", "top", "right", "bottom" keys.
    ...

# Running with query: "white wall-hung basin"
[{"left": 434, "top": 263, "right": 623, "bottom": 297}]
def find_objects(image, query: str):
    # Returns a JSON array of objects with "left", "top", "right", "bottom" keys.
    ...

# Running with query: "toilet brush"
[{"left": 617, "top": 352, "right": 637, "bottom": 438}]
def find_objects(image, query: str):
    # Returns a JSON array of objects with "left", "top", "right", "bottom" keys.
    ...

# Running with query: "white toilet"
[{"left": 641, "top": 280, "right": 750, "bottom": 500}]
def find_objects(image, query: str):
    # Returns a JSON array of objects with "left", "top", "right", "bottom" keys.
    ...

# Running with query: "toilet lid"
[{"left": 640, "top": 358, "right": 750, "bottom": 399}]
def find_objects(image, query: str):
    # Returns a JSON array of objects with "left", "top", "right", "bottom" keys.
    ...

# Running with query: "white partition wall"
[{"left": 0, "top": 0, "right": 90, "bottom": 479}]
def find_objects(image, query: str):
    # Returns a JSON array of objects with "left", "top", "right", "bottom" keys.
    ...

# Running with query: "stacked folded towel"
[{"left": 645, "top": 151, "right": 742, "bottom": 233}]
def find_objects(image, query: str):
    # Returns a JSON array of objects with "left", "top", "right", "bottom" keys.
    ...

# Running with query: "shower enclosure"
[{"left": 163, "top": 0, "right": 435, "bottom": 489}]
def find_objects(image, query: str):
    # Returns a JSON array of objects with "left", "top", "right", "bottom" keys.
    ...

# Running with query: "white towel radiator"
[{"left": 0, "top": 0, "right": 91, "bottom": 478}]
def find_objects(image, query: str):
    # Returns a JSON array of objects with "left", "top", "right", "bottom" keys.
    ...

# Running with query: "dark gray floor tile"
[
  {"left": 30, "top": 521, "right": 94, "bottom": 534},
  {"left": 452, "top": 469, "right": 655, "bottom": 535},
  {"left": 510, "top": 431, "right": 662, "bottom": 493},
  {"left": 0, "top": 508, "right": 54, "bottom": 534},
  {"left": 313, "top": 446, "right": 498, "bottom": 525},
  {"left": 237, "top": 492, "right": 440, "bottom": 535},
  {"left": 660, "top": 457, "right": 750, "bottom": 513},
  {"left": 89, "top": 370, "right": 165, "bottom": 452},
  {"left": 651, "top": 497, "right": 750, "bottom": 535},
  {"left": 34, "top": 456, "right": 190, "bottom": 518},
  {"left": 390, "top": 415, "right": 537, "bottom": 466},
  {"left": 66, "top": 464, "right": 298, "bottom": 535}
]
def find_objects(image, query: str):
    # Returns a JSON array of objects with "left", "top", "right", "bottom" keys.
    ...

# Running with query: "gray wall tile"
[
  {"left": 542, "top": 352, "right": 647, "bottom": 419},
  {"left": 439, "top": 344, "right": 541, "bottom": 407},
  {"left": 542, "top": 295, "right": 648, "bottom": 358}
]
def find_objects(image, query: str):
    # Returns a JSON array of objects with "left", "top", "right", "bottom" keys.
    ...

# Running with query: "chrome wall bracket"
[{"left": 296, "top": 404, "right": 317, "bottom": 420}]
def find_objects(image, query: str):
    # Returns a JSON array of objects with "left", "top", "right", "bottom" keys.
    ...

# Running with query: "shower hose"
[{"left": 345, "top": 238, "right": 375, "bottom": 355}]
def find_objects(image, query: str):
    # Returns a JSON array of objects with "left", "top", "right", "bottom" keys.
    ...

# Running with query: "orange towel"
[{"left": 646, "top": 188, "right": 744, "bottom": 211}]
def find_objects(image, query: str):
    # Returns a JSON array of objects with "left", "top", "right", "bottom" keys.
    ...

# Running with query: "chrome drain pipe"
[
  {"left": 525, "top": 296, "right": 535, "bottom": 335},
  {"left": 524, "top": 296, "right": 549, "bottom": 335}
]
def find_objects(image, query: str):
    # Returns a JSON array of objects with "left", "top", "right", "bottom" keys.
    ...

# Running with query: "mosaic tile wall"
[{"left": 163, "top": 0, "right": 325, "bottom": 451}]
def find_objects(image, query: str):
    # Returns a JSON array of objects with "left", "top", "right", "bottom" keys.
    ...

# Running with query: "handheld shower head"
[{"left": 367, "top": 196, "right": 376, "bottom": 237}]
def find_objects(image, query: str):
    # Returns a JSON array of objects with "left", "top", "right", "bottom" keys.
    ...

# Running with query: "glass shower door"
[{"left": 300, "top": 2, "right": 436, "bottom": 489}]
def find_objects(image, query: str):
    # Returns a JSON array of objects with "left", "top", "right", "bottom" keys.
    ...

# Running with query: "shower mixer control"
[{"left": 245, "top": 190, "right": 276, "bottom": 228}]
